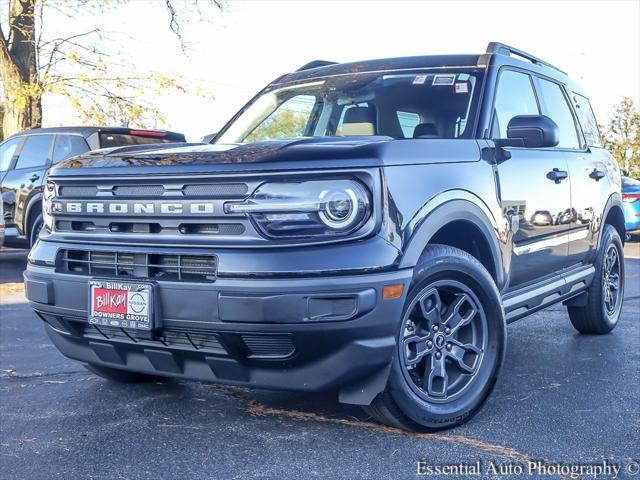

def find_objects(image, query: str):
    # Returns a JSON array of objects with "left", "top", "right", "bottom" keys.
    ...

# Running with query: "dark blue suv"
[{"left": 24, "top": 43, "right": 625, "bottom": 431}]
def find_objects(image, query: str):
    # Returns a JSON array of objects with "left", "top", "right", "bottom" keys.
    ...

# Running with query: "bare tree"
[{"left": 0, "top": 0, "right": 223, "bottom": 136}]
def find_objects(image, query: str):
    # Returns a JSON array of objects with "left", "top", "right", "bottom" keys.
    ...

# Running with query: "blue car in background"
[{"left": 622, "top": 176, "right": 640, "bottom": 238}]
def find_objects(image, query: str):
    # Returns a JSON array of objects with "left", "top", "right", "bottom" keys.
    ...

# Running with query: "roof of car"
[
  {"left": 274, "top": 42, "right": 584, "bottom": 95},
  {"left": 277, "top": 54, "right": 483, "bottom": 84},
  {"left": 5, "top": 126, "right": 184, "bottom": 139}
]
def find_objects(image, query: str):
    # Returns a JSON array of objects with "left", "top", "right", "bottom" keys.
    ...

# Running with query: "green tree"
[
  {"left": 0, "top": 0, "right": 222, "bottom": 136},
  {"left": 246, "top": 110, "right": 309, "bottom": 143},
  {"left": 601, "top": 97, "right": 640, "bottom": 177}
]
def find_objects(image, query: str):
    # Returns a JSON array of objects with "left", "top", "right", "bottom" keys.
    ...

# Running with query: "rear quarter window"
[
  {"left": 572, "top": 93, "right": 602, "bottom": 147},
  {"left": 14, "top": 135, "right": 54, "bottom": 169}
]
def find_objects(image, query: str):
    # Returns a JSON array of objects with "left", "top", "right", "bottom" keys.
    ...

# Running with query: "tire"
[
  {"left": 85, "top": 364, "right": 164, "bottom": 383},
  {"left": 363, "top": 244, "right": 506, "bottom": 431},
  {"left": 28, "top": 213, "right": 43, "bottom": 247},
  {"left": 568, "top": 224, "right": 624, "bottom": 334}
]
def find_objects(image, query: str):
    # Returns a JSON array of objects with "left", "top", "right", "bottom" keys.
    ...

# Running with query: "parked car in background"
[
  {"left": 0, "top": 201, "right": 5, "bottom": 247},
  {"left": 622, "top": 176, "right": 640, "bottom": 238},
  {"left": 0, "top": 127, "right": 186, "bottom": 248}
]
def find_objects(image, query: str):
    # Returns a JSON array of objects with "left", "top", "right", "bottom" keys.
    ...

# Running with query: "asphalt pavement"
[{"left": 1, "top": 245, "right": 638, "bottom": 479}]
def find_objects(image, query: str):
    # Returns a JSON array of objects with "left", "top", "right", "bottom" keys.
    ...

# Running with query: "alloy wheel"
[
  {"left": 400, "top": 280, "right": 488, "bottom": 402},
  {"left": 603, "top": 244, "right": 622, "bottom": 316}
]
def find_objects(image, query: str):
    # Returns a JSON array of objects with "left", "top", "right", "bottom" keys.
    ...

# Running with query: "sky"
[{"left": 41, "top": 0, "right": 640, "bottom": 142}]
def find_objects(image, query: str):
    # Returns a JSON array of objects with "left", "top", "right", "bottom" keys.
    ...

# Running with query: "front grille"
[
  {"left": 57, "top": 249, "right": 218, "bottom": 282},
  {"left": 57, "top": 182, "right": 249, "bottom": 198},
  {"left": 113, "top": 185, "right": 164, "bottom": 197},
  {"left": 183, "top": 183, "right": 248, "bottom": 197},
  {"left": 241, "top": 334, "right": 295, "bottom": 358},
  {"left": 83, "top": 325, "right": 227, "bottom": 354},
  {"left": 59, "top": 185, "right": 98, "bottom": 197}
]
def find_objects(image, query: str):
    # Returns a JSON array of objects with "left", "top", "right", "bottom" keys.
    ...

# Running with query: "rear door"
[
  {"left": 0, "top": 134, "right": 54, "bottom": 235},
  {"left": 556, "top": 91, "right": 613, "bottom": 263},
  {"left": 491, "top": 69, "right": 574, "bottom": 289}
]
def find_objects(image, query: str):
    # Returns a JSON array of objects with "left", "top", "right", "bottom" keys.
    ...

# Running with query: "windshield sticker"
[
  {"left": 457, "top": 73, "right": 470, "bottom": 81},
  {"left": 432, "top": 74, "right": 456, "bottom": 86},
  {"left": 455, "top": 83, "right": 469, "bottom": 94},
  {"left": 412, "top": 74, "right": 428, "bottom": 85}
]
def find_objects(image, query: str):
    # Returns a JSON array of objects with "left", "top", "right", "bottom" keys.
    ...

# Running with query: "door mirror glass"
[{"left": 506, "top": 115, "right": 559, "bottom": 148}]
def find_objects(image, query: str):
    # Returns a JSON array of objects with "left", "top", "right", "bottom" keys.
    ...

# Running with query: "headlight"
[
  {"left": 225, "top": 180, "right": 371, "bottom": 239},
  {"left": 42, "top": 180, "right": 55, "bottom": 230}
]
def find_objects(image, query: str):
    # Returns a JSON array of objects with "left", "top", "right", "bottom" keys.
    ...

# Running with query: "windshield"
[{"left": 217, "top": 69, "right": 484, "bottom": 144}]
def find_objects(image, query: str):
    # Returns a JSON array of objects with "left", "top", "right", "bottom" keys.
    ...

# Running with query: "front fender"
[{"left": 398, "top": 193, "right": 506, "bottom": 289}]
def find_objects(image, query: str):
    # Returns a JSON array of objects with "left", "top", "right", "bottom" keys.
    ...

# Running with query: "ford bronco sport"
[{"left": 24, "top": 43, "right": 625, "bottom": 431}]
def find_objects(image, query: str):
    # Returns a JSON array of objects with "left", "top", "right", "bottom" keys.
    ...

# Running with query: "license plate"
[{"left": 89, "top": 280, "right": 154, "bottom": 330}]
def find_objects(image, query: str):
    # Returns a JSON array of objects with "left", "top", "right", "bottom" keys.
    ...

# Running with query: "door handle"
[
  {"left": 546, "top": 168, "right": 568, "bottom": 184},
  {"left": 589, "top": 169, "right": 605, "bottom": 181},
  {"left": 29, "top": 174, "right": 40, "bottom": 182}
]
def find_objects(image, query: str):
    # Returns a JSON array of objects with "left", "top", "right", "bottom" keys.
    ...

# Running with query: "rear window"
[{"left": 99, "top": 133, "right": 176, "bottom": 148}]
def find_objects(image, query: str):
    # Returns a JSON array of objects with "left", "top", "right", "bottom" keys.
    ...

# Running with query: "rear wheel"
[
  {"left": 85, "top": 364, "right": 164, "bottom": 383},
  {"left": 568, "top": 224, "right": 624, "bottom": 334},
  {"left": 363, "top": 245, "right": 506, "bottom": 431}
]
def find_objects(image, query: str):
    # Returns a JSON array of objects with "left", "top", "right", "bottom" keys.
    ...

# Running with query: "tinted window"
[
  {"left": 492, "top": 70, "right": 539, "bottom": 138},
  {"left": 14, "top": 135, "right": 53, "bottom": 169},
  {"left": 572, "top": 93, "right": 602, "bottom": 147},
  {"left": 53, "top": 135, "right": 90, "bottom": 163},
  {"left": 99, "top": 133, "right": 173, "bottom": 148},
  {"left": 536, "top": 79, "right": 580, "bottom": 149},
  {"left": 0, "top": 137, "right": 22, "bottom": 171}
]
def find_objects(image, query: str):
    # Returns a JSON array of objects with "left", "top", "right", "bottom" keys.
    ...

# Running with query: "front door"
[{"left": 491, "top": 69, "right": 574, "bottom": 289}]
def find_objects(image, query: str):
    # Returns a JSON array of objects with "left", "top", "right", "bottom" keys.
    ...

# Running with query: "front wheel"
[
  {"left": 568, "top": 224, "right": 624, "bottom": 334},
  {"left": 363, "top": 245, "right": 506, "bottom": 431},
  {"left": 29, "top": 214, "right": 43, "bottom": 247}
]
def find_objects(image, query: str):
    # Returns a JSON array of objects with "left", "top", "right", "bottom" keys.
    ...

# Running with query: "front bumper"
[{"left": 25, "top": 241, "right": 411, "bottom": 404}]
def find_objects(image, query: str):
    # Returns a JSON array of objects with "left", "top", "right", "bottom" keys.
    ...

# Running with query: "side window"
[
  {"left": 14, "top": 135, "right": 54, "bottom": 170},
  {"left": 536, "top": 79, "right": 580, "bottom": 149},
  {"left": 491, "top": 70, "right": 539, "bottom": 138},
  {"left": 53, "top": 135, "right": 90, "bottom": 163},
  {"left": 396, "top": 111, "right": 421, "bottom": 138},
  {"left": 0, "top": 137, "right": 22, "bottom": 171},
  {"left": 572, "top": 93, "right": 602, "bottom": 147}
]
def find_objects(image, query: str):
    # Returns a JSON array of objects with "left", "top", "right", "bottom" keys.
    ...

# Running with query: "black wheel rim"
[
  {"left": 603, "top": 244, "right": 622, "bottom": 316},
  {"left": 399, "top": 279, "right": 488, "bottom": 403}
]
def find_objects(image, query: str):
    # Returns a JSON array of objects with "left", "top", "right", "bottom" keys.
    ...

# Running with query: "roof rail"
[
  {"left": 296, "top": 60, "right": 337, "bottom": 72},
  {"left": 485, "top": 42, "right": 566, "bottom": 74}
]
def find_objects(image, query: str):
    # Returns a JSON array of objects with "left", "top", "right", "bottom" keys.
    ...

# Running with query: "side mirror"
[{"left": 506, "top": 115, "right": 559, "bottom": 148}]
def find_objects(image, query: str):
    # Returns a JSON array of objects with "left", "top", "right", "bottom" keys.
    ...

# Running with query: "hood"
[{"left": 48, "top": 136, "right": 481, "bottom": 177}]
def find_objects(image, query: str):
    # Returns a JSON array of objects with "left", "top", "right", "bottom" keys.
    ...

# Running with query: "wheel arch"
[
  {"left": 399, "top": 196, "right": 505, "bottom": 289},
  {"left": 600, "top": 192, "right": 625, "bottom": 245},
  {"left": 24, "top": 192, "right": 43, "bottom": 237}
]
